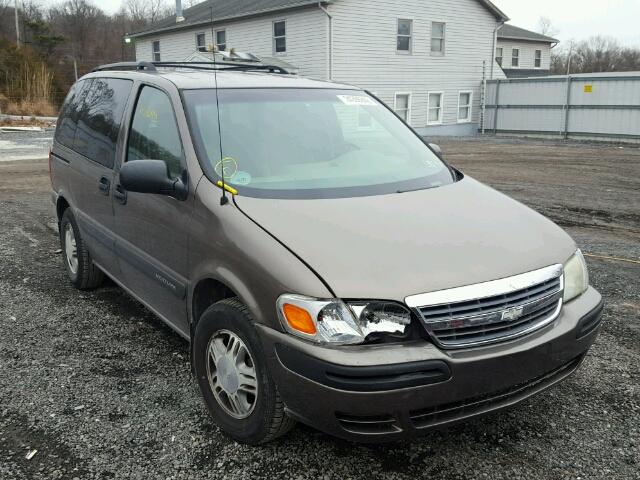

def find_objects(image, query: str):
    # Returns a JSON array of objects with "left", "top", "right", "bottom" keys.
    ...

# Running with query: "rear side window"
[
  {"left": 127, "top": 85, "right": 184, "bottom": 179},
  {"left": 55, "top": 80, "right": 88, "bottom": 148},
  {"left": 73, "top": 78, "right": 133, "bottom": 168}
]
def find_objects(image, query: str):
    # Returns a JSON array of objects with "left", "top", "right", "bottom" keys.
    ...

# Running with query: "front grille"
[
  {"left": 409, "top": 265, "right": 564, "bottom": 348},
  {"left": 409, "top": 355, "right": 583, "bottom": 429}
]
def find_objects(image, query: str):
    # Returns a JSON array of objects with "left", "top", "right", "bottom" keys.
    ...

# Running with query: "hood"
[{"left": 235, "top": 176, "right": 576, "bottom": 302}]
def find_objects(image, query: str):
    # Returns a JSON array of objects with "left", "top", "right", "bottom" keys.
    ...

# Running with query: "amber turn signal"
[{"left": 282, "top": 303, "right": 317, "bottom": 335}]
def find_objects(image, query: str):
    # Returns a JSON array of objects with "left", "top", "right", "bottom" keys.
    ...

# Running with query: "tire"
[
  {"left": 193, "top": 298, "right": 295, "bottom": 444},
  {"left": 59, "top": 208, "right": 104, "bottom": 290}
]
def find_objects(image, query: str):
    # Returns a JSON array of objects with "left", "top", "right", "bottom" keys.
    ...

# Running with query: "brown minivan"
[{"left": 50, "top": 61, "right": 604, "bottom": 444}]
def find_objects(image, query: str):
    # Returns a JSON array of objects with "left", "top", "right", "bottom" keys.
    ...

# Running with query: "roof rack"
[
  {"left": 92, "top": 60, "right": 291, "bottom": 75},
  {"left": 92, "top": 61, "right": 157, "bottom": 72},
  {"left": 157, "top": 61, "right": 291, "bottom": 74}
]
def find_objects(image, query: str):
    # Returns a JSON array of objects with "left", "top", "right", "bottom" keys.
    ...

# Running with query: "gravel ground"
[{"left": 0, "top": 136, "right": 638, "bottom": 479}]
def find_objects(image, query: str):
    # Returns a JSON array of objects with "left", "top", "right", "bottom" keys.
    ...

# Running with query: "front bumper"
[{"left": 258, "top": 287, "right": 603, "bottom": 442}]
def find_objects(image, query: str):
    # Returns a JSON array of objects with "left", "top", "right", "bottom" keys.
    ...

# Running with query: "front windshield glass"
[{"left": 183, "top": 88, "right": 454, "bottom": 199}]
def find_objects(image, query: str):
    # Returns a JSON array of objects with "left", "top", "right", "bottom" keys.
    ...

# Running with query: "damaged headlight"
[{"left": 277, "top": 295, "right": 412, "bottom": 345}]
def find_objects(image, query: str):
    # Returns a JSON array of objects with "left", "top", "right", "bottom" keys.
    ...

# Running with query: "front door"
[{"left": 112, "top": 84, "right": 191, "bottom": 335}]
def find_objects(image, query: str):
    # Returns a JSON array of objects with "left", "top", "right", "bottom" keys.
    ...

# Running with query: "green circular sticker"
[{"left": 231, "top": 171, "right": 252, "bottom": 186}]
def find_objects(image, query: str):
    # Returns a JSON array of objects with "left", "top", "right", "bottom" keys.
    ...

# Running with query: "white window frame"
[
  {"left": 393, "top": 92, "right": 412, "bottom": 124},
  {"left": 195, "top": 32, "right": 206, "bottom": 52},
  {"left": 457, "top": 91, "right": 473, "bottom": 123},
  {"left": 495, "top": 47, "right": 503, "bottom": 66},
  {"left": 431, "top": 22, "right": 446, "bottom": 55},
  {"left": 534, "top": 49, "right": 542, "bottom": 68},
  {"left": 273, "top": 19, "right": 286, "bottom": 55},
  {"left": 396, "top": 18, "right": 412, "bottom": 54},
  {"left": 427, "top": 91, "right": 444, "bottom": 125},
  {"left": 152, "top": 40, "right": 161, "bottom": 62},
  {"left": 512, "top": 48, "right": 520, "bottom": 67},
  {"left": 215, "top": 29, "right": 227, "bottom": 51}
]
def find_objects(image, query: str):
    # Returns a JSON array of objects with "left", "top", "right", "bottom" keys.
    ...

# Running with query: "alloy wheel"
[{"left": 206, "top": 329, "right": 258, "bottom": 419}]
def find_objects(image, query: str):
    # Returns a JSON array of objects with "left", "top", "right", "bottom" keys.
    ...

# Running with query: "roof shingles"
[{"left": 498, "top": 24, "right": 559, "bottom": 44}]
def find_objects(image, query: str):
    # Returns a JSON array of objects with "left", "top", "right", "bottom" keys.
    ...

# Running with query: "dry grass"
[
  {"left": 0, "top": 116, "right": 55, "bottom": 127},
  {"left": 4, "top": 99, "right": 57, "bottom": 117},
  {"left": 1, "top": 61, "right": 56, "bottom": 117}
]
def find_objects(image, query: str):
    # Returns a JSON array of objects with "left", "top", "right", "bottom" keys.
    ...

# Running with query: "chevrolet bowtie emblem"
[{"left": 501, "top": 306, "right": 524, "bottom": 321}]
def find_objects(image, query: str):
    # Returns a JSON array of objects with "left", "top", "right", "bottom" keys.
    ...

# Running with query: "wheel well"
[
  {"left": 192, "top": 278, "right": 236, "bottom": 327},
  {"left": 56, "top": 196, "right": 70, "bottom": 222}
]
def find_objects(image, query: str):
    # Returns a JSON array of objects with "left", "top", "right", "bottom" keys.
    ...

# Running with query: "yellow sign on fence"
[{"left": 584, "top": 84, "right": 593, "bottom": 93}]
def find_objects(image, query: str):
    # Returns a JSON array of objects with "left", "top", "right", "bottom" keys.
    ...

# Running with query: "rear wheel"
[
  {"left": 59, "top": 209, "right": 103, "bottom": 290},
  {"left": 193, "top": 298, "right": 295, "bottom": 444}
]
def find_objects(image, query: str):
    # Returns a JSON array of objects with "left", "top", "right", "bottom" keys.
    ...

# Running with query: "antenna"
[{"left": 210, "top": 5, "right": 229, "bottom": 205}]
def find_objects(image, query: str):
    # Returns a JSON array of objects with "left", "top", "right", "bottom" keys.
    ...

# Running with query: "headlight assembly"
[
  {"left": 563, "top": 249, "right": 589, "bottom": 302},
  {"left": 277, "top": 295, "right": 413, "bottom": 345}
]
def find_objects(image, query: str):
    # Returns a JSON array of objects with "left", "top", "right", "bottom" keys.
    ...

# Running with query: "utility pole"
[
  {"left": 14, "top": 0, "right": 21, "bottom": 48},
  {"left": 566, "top": 41, "right": 574, "bottom": 76}
]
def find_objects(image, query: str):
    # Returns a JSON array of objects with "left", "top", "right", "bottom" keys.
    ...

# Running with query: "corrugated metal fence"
[{"left": 482, "top": 73, "right": 640, "bottom": 142}]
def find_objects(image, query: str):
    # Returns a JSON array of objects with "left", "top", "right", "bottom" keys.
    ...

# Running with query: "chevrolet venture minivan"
[{"left": 50, "top": 60, "right": 604, "bottom": 444}]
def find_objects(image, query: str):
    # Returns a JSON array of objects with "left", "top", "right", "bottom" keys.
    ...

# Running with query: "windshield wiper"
[{"left": 396, "top": 185, "right": 432, "bottom": 194}]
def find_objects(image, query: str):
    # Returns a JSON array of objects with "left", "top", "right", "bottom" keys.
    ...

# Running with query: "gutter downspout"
[
  {"left": 491, "top": 20, "right": 505, "bottom": 80},
  {"left": 318, "top": 2, "right": 332, "bottom": 80}
]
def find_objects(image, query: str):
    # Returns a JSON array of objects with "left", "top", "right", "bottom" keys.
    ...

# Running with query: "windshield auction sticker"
[{"left": 336, "top": 95, "right": 378, "bottom": 106}]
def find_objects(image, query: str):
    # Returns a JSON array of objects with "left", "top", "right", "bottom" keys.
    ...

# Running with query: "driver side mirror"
[
  {"left": 119, "top": 160, "right": 188, "bottom": 200},
  {"left": 428, "top": 143, "right": 443, "bottom": 159}
]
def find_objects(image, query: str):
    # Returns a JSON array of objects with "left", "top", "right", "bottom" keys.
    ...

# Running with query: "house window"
[
  {"left": 428, "top": 92, "right": 443, "bottom": 124},
  {"left": 495, "top": 47, "right": 503, "bottom": 66},
  {"left": 196, "top": 33, "right": 206, "bottom": 52},
  {"left": 152, "top": 40, "right": 161, "bottom": 61},
  {"left": 397, "top": 19, "right": 412, "bottom": 52},
  {"left": 394, "top": 93, "right": 411, "bottom": 123},
  {"left": 512, "top": 48, "right": 519, "bottom": 67},
  {"left": 273, "top": 20, "right": 286, "bottom": 53},
  {"left": 458, "top": 91, "right": 472, "bottom": 123},
  {"left": 216, "top": 30, "right": 226, "bottom": 51},
  {"left": 431, "top": 22, "right": 445, "bottom": 54},
  {"left": 535, "top": 49, "right": 542, "bottom": 68}
]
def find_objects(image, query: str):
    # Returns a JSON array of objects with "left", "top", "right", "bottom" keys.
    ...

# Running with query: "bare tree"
[
  {"left": 537, "top": 16, "right": 559, "bottom": 38},
  {"left": 48, "top": 0, "right": 102, "bottom": 65},
  {"left": 0, "top": 0, "right": 16, "bottom": 41},
  {"left": 550, "top": 36, "right": 640, "bottom": 74},
  {"left": 125, "top": 0, "right": 172, "bottom": 24}
]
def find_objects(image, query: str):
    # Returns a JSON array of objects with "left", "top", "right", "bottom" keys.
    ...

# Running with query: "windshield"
[{"left": 183, "top": 88, "right": 454, "bottom": 199}]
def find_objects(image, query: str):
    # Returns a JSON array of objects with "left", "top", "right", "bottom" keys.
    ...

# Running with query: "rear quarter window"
[
  {"left": 73, "top": 78, "right": 133, "bottom": 168},
  {"left": 55, "top": 80, "right": 87, "bottom": 148}
]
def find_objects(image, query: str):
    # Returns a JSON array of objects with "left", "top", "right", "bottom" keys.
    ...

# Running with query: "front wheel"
[{"left": 193, "top": 298, "right": 295, "bottom": 444}]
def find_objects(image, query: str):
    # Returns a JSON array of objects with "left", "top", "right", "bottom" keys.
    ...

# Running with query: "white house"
[
  {"left": 496, "top": 24, "right": 559, "bottom": 78},
  {"left": 129, "top": 0, "right": 510, "bottom": 135}
]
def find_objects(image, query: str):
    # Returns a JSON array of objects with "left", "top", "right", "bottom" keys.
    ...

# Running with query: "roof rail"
[
  {"left": 92, "top": 61, "right": 157, "bottom": 72},
  {"left": 91, "top": 60, "right": 291, "bottom": 75}
]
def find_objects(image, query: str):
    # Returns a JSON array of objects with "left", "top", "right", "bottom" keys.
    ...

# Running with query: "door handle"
[
  {"left": 114, "top": 185, "right": 127, "bottom": 205},
  {"left": 98, "top": 176, "right": 110, "bottom": 195}
]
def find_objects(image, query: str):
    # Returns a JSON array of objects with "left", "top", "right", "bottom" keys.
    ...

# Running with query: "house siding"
[
  {"left": 327, "top": 0, "right": 501, "bottom": 133},
  {"left": 134, "top": 7, "right": 328, "bottom": 80},
  {"left": 134, "top": 0, "right": 507, "bottom": 134},
  {"left": 497, "top": 40, "right": 552, "bottom": 71}
]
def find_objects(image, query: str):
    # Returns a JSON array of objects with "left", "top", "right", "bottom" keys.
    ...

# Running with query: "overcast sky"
[
  {"left": 493, "top": 0, "right": 640, "bottom": 46},
  {"left": 37, "top": 0, "right": 640, "bottom": 47}
]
